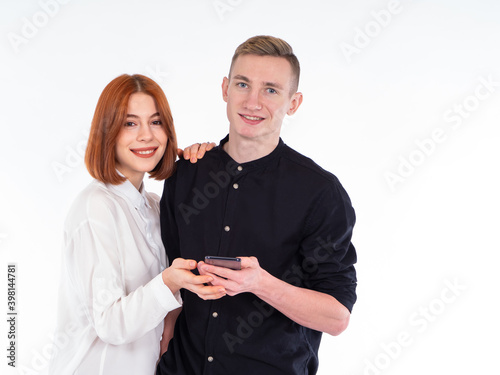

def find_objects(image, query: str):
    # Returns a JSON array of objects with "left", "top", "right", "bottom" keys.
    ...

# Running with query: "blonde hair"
[{"left": 229, "top": 35, "right": 300, "bottom": 94}]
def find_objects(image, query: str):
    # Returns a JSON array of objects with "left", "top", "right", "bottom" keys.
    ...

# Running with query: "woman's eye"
[
  {"left": 125, "top": 121, "right": 136, "bottom": 127},
  {"left": 152, "top": 120, "right": 162, "bottom": 126}
]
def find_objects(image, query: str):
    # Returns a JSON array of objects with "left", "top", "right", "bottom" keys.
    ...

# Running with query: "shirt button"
[
  {"left": 224, "top": 226, "right": 230, "bottom": 232},
  {"left": 237, "top": 166, "right": 243, "bottom": 172},
  {"left": 208, "top": 356, "right": 214, "bottom": 362},
  {"left": 233, "top": 183, "right": 239, "bottom": 189},
  {"left": 212, "top": 312, "right": 218, "bottom": 318}
]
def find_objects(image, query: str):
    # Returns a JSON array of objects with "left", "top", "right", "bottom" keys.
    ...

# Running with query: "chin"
[{"left": 236, "top": 126, "right": 262, "bottom": 138}]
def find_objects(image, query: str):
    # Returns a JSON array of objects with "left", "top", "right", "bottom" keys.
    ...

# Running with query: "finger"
[
  {"left": 177, "top": 148, "right": 184, "bottom": 158},
  {"left": 197, "top": 142, "right": 208, "bottom": 158},
  {"left": 189, "top": 284, "right": 227, "bottom": 298},
  {"left": 198, "top": 293, "right": 225, "bottom": 301},
  {"left": 195, "top": 284, "right": 225, "bottom": 295},
  {"left": 201, "top": 264, "right": 234, "bottom": 279},
  {"left": 182, "top": 146, "right": 191, "bottom": 160},
  {"left": 191, "top": 284, "right": 226, "bottom": 300},
  {"left": 196, "top": 270, "right": 226, "bottom": 287},
  {"left": 239, "top": 256, "right": 258, "bottom": 269},
  {"left": 190, "top": 274, "right": 214, "bottom": 285},
  {"left": 206, "top": 274, "right": 241, "bottom": 296},
  {"left": 171, "top": 258, "right": 197, "bottom": 270},
  {"left": 198, "top": 261, "right": 213, "bottom": 275},
  {"left": 206, "top": 142, "right": 216, "bottom": 151},
  {"left": 189, "top": 144, "right": 200, "bottom": 163},
  {"left": 197, "top": 261, "right": 208, "bottom": 275}
]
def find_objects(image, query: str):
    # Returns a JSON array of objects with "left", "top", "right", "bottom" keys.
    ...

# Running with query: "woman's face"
[{"left": 115, "top": 92, "right": 168, "bottom": 189}]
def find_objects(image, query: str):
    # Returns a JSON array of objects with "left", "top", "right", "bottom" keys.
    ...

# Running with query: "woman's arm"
[
  {"left": 89, "top": 257, "right": 224, "bottom": 345},
  {"left": 66, "top": 200, "right": 223, "bottom": 346},
  {"left": 160, "top": 307, "right": 182, "bottom": 356}
]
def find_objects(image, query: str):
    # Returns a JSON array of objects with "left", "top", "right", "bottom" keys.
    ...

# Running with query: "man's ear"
[
  {"left": 222, "top": 77, "right": 229, "bottom": 103},
  {"left": 287, "top": 92, "right": 303, "bottom": 116}
]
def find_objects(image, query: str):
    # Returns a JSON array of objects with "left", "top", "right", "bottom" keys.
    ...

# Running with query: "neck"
[
  {"left": 129, "top": 178, "right": 143, "bottom": 191},
  {"left": 116, "top": 167, "right": 144, "bottom": 191},
  {"left": 224, "top": 130, "right": 280, "bottom": 164}
]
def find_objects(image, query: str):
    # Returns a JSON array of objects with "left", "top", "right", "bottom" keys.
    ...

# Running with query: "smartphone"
[{"left": 205, "top": 256, "right": 241, "bottom": 270}]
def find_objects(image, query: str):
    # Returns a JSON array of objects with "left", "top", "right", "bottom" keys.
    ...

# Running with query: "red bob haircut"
[{"left": 85, "top": 74, "right": 178, "bottom": 184}]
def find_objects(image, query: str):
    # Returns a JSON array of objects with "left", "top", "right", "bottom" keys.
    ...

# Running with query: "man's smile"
[{"left": 239, "top": 114, "right": 265, "bottom": 124}]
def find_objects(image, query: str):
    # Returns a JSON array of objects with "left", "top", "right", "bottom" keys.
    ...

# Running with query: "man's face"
[{"left": 222, "top": 54, "right": 302, "bottom": 143}]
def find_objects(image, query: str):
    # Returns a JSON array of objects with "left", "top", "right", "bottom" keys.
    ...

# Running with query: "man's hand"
[
  {"left": 198, "top": 256, "right": 351, "bottom": 336},
  {"left": 177, "top": 142, "right": 216, "bottom": 163},
  {"left": 197, "top": 256, "right": 264, "bottom": 296},
  {"left": 162, "top": 258, "right": 226, "bottom": 300}
]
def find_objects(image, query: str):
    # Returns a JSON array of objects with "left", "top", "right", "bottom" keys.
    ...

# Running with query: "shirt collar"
[
  {"left": 107, "top": 172, "right": 151, "bottom": 210},
  {"left": 217, "top": 134, "right": 285, "bottom": 172}
]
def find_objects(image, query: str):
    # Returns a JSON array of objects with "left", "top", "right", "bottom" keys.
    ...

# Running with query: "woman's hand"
[
  {"left": 160, "top": 307, "right": 181, "bottom": 356},
  {"left": 162, "top": 258, "right": 226, "bottom": 300},
  {"left": 177, "top": 142, "right": 216, "bottom": 163}
]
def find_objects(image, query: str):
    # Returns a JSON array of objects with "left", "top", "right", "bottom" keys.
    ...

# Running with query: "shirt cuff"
[{"left": 150, "top": 273, "right": 183, "bottom": 312}]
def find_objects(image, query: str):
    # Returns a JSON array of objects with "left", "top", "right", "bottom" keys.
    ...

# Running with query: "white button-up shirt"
[{"left": 49, "top": 179, "right": 181, "bottom": 375}]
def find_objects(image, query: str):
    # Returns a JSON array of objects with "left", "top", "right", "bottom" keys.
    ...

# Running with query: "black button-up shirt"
[{"left": 157, "top": 135, "right": 357, "bottom": 375}]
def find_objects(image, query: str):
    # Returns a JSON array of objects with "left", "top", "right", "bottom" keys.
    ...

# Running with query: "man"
[{"left": 158, "top": 35, "right": 357, "bottom": 375}]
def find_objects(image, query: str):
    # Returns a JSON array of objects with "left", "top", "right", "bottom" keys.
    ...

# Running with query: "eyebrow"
[
  {"left": 233, "top": 74, "right": 284, "bottom": 91},
  {"left": 126, "top": 112, "right": 161, "bottom": 118},
  {"left": 233, "top": 74, "right": 250, "bottom": 82}
]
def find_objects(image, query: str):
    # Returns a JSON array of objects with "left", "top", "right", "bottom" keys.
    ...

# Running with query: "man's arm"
[
  {"left": 199, "top": 180, "right": 357, "bottom": 336},
  {"left": 198, "top": 257, "right": 350, "bottom": 336}
]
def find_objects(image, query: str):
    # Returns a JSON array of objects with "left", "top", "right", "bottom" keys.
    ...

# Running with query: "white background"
[{"left": 1, "top": 0, "right": 500, "bottom": 374}]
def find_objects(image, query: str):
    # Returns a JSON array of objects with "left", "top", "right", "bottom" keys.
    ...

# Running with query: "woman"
[{"left": 49, "top": 74, "right": 225, "bottom": 374}]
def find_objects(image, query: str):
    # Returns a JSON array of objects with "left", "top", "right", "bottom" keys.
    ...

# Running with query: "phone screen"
[{"left": 205, "top": 256, "right": 241, "bottom": 270}]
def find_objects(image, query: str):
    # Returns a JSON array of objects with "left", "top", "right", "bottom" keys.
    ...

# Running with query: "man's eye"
[
  {"left": 237, "top": 82, "right": 248, "bottom": 88},
  {"left": 267, "top": 88, "right": 277, "bottom": 94}
]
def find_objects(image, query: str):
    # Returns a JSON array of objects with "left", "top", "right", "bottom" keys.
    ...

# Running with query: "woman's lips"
[{"left": 130, "top": 147, "right": 158, "bottom": 158}]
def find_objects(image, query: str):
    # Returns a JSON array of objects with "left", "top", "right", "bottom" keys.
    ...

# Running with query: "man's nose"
[{"left": 244, "top": 89, "right": 262, "bottom": 111}]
